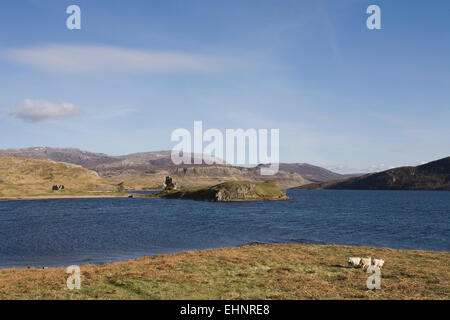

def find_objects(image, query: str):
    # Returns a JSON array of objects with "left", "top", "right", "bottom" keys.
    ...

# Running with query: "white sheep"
[
  {"left": 361, "top": 257, "right": 372, "bottom": 269},
  {"left": 347, "top": 257, "right": 362, "bottom": 267},
  {"left": 373, "top": 258, "right": 385, "bottom": 268}
]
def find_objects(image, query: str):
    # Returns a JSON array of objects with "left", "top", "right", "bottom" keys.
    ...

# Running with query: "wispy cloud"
[
  {"left": 324, "top": 164, "right": 363, "bottom": 174},
  {"left": 367, "top": 163, "right": 394, "bottom": 172},
  {"left": 4, "top": 45, "right": 235, "bottom": 73},
  {"left": 325, "top": 163, "right": 396, "bottom": 174},
  {"left": 11, "top": 99, "right": 81, "bottom": 122}
]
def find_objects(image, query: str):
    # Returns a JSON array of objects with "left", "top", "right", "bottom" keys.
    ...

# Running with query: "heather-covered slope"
[{"left": 297, "top": 157, "right": 450, "bottom": 191}]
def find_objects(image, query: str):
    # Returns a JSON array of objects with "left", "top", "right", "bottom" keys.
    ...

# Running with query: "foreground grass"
[{"left": 0, "top": 244, "right": 448, "bottom": 300}]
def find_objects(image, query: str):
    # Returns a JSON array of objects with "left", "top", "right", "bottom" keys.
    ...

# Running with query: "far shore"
[{"left": 0, "top": 193, "right": 129, "bottom": 201}]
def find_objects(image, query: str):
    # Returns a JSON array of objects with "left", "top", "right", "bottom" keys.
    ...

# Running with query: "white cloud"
[
  {"left": 11, "top": 99, "right": 81, "bottom": 122},
  {"left": 4, "top": 45, "right": 233, "bottom": 73}
]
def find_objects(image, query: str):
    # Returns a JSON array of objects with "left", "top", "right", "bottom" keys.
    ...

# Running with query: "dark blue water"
[{"left": 0, "top": 190, "right": 448, "bottom": 268}]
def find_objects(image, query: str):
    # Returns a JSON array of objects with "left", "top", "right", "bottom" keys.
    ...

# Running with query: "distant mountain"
[
  {"left": 0, "top": 147, "right": 224, "bottom": 170},
  {"left": 257, "top": 163, "right": 360, "bottom": 182},
  {"left": 296, "top": 157, "right": 450, "bottom": 191},
  {"left": 0, "top": 147, "right": 118, "bottom": 169},
  {"left": 98, "top": 151, "right": 226, "bottom": 170}
]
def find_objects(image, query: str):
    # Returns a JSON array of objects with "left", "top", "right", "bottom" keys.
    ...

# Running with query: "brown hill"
[
  {"left": 296, "top": 157, "right": 450, "bottom": 191},
  {"left": 0, "top": 157, "right": 115, "bottom": 197}
]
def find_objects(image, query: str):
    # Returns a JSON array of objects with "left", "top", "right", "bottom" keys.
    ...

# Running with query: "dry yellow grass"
[
  {"left": 0, "top": 244, "right": 448, "bottom": 300},
  {"left": 0, "top": 157, "right": 118, "bottom": 198}
]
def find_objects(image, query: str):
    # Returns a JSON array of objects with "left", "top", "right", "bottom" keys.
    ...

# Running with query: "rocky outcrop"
[
  {"left": 157, "top": 181, "right": 291, "bottom": 202},
  {"left": 214, "top": 182, "right": 257, "bottom": 201}
]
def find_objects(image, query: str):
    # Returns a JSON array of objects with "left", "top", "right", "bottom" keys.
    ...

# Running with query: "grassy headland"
[
  {"left": 0, "top": 157, "right": 120, "bottom": 199},
  {"left": 0, "top": 244, "right": 448, "bottom": 300},
  {"left": 153, "top": 181, "right": 291, "bottom": 201}
]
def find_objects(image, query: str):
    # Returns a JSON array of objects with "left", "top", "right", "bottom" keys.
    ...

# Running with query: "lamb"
[
  {"left": 361, "top": 257, "right": 372, "bottom": 269},
  {"left": 373, "top": 259, "right": 385, "bottom": 268},
  {"left": 348, "top": 257, "right": 362, "bottom": 267}
]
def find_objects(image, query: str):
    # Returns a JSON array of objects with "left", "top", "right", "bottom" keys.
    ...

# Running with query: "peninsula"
[{"left": 153, "top": 180, "right": 291, "bottom": 202}]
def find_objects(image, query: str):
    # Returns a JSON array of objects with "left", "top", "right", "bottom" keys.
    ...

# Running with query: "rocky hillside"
[
  {"left": 107, "top": 151, "right": 224, "bottom": 169},
  {"left": 297, "top": 157, "right": 450, "bottom": 191},
  {"left": 99, "top": 164, "right": 310, "bottom": 190},
  {"left": 156, "top": 181, "right": 291, "bottom": 202},
  {"left": 0, "top": 157, "right": 115, "bottom": 197}
]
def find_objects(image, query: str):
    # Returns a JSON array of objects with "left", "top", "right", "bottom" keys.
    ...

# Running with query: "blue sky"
[{"left": 0, "top": 0, "right": 449, "bottom": 173}]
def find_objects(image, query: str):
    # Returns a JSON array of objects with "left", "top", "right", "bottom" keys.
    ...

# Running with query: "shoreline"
[
  {"left": 2, "top": 188, "right": 449, "bottom": 201},
  {"left": 0, "top": 194, "right": 129, "bottom": 201},
  {"left": 0, "top": 190, "right": 163, "bottom": 201},
  {"left": 1, "top": 243, "right": 448, "bottom": 270},
  {"left": 0, "top": 243, "right": 448, "bottom": 299}
]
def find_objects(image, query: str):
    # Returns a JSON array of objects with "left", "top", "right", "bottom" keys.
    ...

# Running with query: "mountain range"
[
  {"left": 0, "top": 147, "right": 357, "bottom": 189},
  {"left": 258, "top": 163, "right": 360, "bottom": 182}
]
